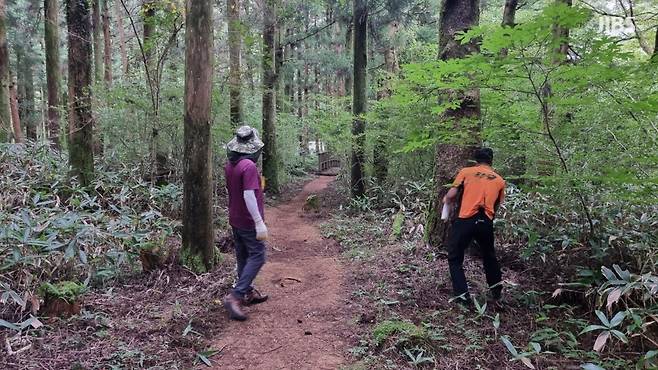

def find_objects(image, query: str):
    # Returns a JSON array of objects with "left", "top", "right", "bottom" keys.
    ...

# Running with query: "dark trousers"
[
  {"left": 447, "top": 210, "right": 502, "bottom": 300},
  {"left": 232, "top": 227, "right": 266, "bottom": 299}
]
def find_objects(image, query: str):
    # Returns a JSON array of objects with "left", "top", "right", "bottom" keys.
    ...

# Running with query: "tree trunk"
[
  {"left": 500, "top": 0, "right": 517, "bottom": 57},
  {"left": 284, "top": 28, "right": 293, "bottom": 112},
  {"left": 102, "top": 0, "right": 112, "bottom": 85},
  {"left": 653, "top": 27, "right": 658, "bottom": 60},
  {"left": 9, "top": 78, "right": 23, "bottom": 143},
  {"left": 114, "top": 0, "right": 128, "bottom": 75},
  {"left": 344, "top": 22, "right": 353, "bottom": 102},
  {"left": 66, "top": 0, "right": 95, "bottom": 186},
  {"left": 426, "top": 0, "right": 481, "bottom": 247},
  {"left": 373, "top": 22, "right": 399, "bottom": 185},
  {"left": 351, "top": 0, "right": 367, "bottom": 198},
  {"left": 92, "top": 0, "right": 102, "bottom": 82},
  {"left": 262, "top": 0, "right": 279, "bottom": 193},
  {"left": 16, "top": 44, "right": 37, "bottom": 141},
  {"left": 551, "top": 0, "right": 571, "bottom": 63},
  {"left": 45, "top": 0, "right": 62, "bottom": 148},
  {"left": 181, "top": 0, "right": 214, "bottom": 272},
  {"left": 143, "top": 0, "right": 155, "bottom": 80},
  {"left": 0, "top": 0, "right": 10, "bottom": 142},
  {"left": 502, "top": 0, "right": 517, "bottom": 27},
  {"left": 275, "top": 28, "right": 285, "bottom": 113},
  {"left": 501, "top": 0, "right": 525, "bottom": 181},
  {"left": 227, "top": 0, "right": 243, "bottom": 127}
]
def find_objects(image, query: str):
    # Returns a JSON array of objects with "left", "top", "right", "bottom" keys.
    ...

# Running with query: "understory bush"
[{"left": 0, "top": 143, "right": 187, "bottom": 329}]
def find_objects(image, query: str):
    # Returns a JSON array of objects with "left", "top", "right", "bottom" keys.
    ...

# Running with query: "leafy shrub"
[{"left": 0, "top": 143, "right": 187, "bottom": 328}]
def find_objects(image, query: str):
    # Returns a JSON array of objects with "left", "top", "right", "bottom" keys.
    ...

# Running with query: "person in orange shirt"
[{"left": 443, "top": 148, "right": 505, "bottom": 305}]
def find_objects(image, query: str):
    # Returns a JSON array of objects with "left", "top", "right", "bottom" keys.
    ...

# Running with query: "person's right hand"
[{"left": 255, "top": 220, "right": 269, "bottom": 241}]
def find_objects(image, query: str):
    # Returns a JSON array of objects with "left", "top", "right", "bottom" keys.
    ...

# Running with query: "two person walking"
[{"left": 220, "top": 125, "right": 505, "bottom": 320}]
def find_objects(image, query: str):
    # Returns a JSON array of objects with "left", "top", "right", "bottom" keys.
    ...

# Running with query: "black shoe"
[
  {"left": 223, "top": 293, "right": 248, "bottom": 321},
  {"left": 243, "top": 288, "right": 268, "bottom": 306},
  {"left": 451, "top": 295, "right": 473, "bottom": 309}
]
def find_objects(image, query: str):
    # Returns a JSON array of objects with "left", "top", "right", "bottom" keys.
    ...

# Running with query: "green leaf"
[
  {"left": 581, "top": 364, "right": 606, "bottom": 370},
  {"left": 197, "top": 349, "right": 221, "bottom": 367},
  {"left": 610, "top": 330, "right": 628, "bottom": 343},
  {"left": 601, "top": 266, "right": 617, "bottom": 281},
  {"left": 595, "top": 310, "right": 610, "bottom": 327},
  {"left": 197, "top": 353, "right": 212, "bottom": 367},
  {"left": 501, "top": 335, "right": 518, "bottom": 357},
  {"left": 0, "top": 319, "right": 20, "bottom": 331},
  {"left": 492, "top": 313, "right": 500, "bottom": 330},
  {"left": 609, "top": 311, "right": 625, "bottom": 328},
  {"left": 580, "top": 325, "right": 607, "bottom": 334}
]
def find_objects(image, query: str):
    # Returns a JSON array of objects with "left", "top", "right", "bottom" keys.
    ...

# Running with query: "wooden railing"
[{"left": 319, "top": 159, "right": 341, "bottom": 172}]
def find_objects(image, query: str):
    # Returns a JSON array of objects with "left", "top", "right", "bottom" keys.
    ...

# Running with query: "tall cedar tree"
[
  {"left": 500, "top": 0, "right": 517, "bottom": 56},
  {"left": 45, "top": 0, "right": 62, "bottom": 148},
  {"left": 102, "top": 0, "right": 112, "bottom": 84},
  {"left": 426, "top": 0, "right": 481, "bottom": 247},
  {"left": 143, "top": 1, "right": 155, "bottom": 83},
  {"left": 66, "top": 0, "right": 95, "bottom": 186},
  {"left": 16, "top": 43, "right": 37, "bottom": 140},
  {"left": 228, "top": 0, "right": 243, "bottom": 127},
  {"left": 114, "top": 0, "right": 128, "bottom": 75},
  {"left": 9, "top": 78, "right": 23, "bottom": 142},
  {"left": 351, "top": 0, "right": 367, "bottom": 198},
  {"left": 262, "top": 0, "right": 279, "bottom": 193},
  {"left": 373, "top": 22, "right": 400, "bottom": 184},
  {"left": 0, "top": 0, "right": 10, "bottom": 142},
  {"left": 181, "top": 0, "right": 214, "bottom": 271},
  {"left": 92, "top": 0, "right": 102, "bottom": 82}
]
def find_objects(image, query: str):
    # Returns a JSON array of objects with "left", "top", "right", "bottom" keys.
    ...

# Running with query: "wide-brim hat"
[{"left": 226, "top": 125, "right": 265, "bottom": 154}]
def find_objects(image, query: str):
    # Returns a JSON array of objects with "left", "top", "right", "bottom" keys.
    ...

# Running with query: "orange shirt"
[{"left": 452, "top": 165, "right": 505, "bottom": 220}]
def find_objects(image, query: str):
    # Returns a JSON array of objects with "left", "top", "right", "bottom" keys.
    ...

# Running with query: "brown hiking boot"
[
  {"left": 223, "top": 293, "right": 247, "bottom": 321},
  {"left": 243, "top": 289, "right": 268, "bottom": 306}
]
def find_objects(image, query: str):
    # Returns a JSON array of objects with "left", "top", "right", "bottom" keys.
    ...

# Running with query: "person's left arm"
[{"left": 494, "top": 181, "right": 506, "bottom": 214}]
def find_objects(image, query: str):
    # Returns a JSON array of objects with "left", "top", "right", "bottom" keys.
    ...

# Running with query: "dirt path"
[{"left": 211, "top": 176, "right": 351, "bottom": 370}]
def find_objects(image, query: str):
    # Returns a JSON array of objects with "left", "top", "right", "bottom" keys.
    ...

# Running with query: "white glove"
[{"left": 255, "top": 220, "right": 269, "bottom": 241}]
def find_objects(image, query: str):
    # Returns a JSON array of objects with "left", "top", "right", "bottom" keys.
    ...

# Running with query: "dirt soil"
[{"left": 211, "top": 175, "right": 355, "bottom": 370}]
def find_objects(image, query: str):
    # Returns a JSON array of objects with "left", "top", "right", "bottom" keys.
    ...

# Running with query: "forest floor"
[{"left": 2, "top": 174, "right": 620, "bottom": 369}]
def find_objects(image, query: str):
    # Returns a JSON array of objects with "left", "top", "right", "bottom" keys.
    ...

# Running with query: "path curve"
[{"left": 211, "top": 176, "right": 350, "bottom": 370}]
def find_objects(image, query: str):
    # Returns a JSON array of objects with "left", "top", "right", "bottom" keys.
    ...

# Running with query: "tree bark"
[
  {"left": 344, "top": 22, "right": 353, "bottom": 102},
  {"left": 92, "top": 0, "right": 102, "bottom": 82},
  {"left": 143, "top": 0, "right": 155, "bottom": 79},
  {"left": 114, "top": 0, "right": 129, "bottom": 75},
  {"left": 102, "top": 0, "right": 112, "bottom": 84},
  {"left": 181, "top": 0, "right": 214, "bottom": 272},
  {"left": 551, "top": 0, "right": 571, "bottom": 63},
  {"left": 0, "top": 0, "right": 9, "bottom": 142},
  {"left": 500, "top": 0, "right": 517, "bottom": 57},
  {"left": 651, "top": 27, "right": 658, "bottom": 61},
  {"left": 275, "top": 28, "right": 285, "bottom": 113},
  {"left": 45, "top": 0, "right": 62, "bottom": 148},
  {"left": 373, "top": 22, "right": 399, "bottom": 185},
  {"left": 9, "top": 78, "right": 23, "bottom": 143},
  {"left": 426, "top": 0, "right": 481, "bottom": 247},
  {"left": 228, "top": 0, "right": 243, "bottom": 127},
  {"left": 66, "top": 0, "right": 95, "bottom": 186},
  {"left": 502, "top": 0, "right": 517, "bottom": 27},
  {"left": 351, "top": 0, "right": 367, "bottom": 198},
  {"left": 262, "top": 0, "right": 279, "bottom": 193},
  {"left": 16, "top": 44, "right": 37, "bottom": 141}
]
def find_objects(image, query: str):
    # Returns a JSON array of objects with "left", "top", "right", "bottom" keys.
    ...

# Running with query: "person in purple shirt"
[{"left": 223, "top": 126, "right": 269, "bottom": 321}]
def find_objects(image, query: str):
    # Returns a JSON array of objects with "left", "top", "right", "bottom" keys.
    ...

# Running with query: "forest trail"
[{"left": 211, "top": 176, "right": 351, "bottom": 370}]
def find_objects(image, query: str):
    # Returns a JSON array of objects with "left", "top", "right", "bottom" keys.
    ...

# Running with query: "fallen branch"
[{"left": 259, "top": 345, "right": 283, "bottom": 355}]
